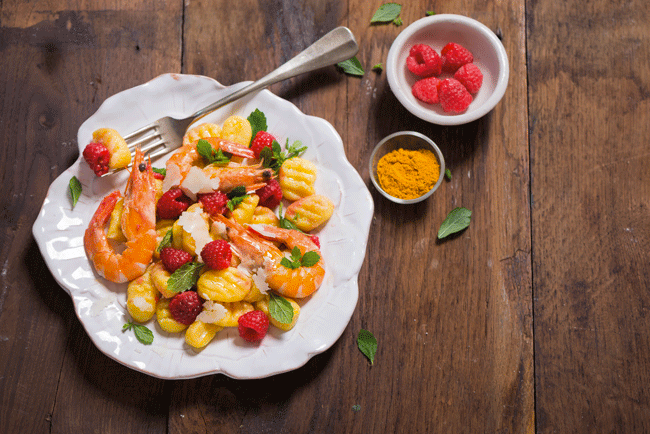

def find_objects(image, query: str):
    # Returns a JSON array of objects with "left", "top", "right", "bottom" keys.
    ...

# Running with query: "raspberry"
[
  {"left": 406, "top": 44, "right": 442, "bottom": 77},
  {"left": 309, "top": 235, "right": 320, "bottom": 248},
  {"left": 198, "top": 191, "right": 228, "bottom": 216},
  {"left": 237, "top": 310, "right": 269, "bottom": 342},
  {"left": 255, "top": 178, "right": 283, "bottom": 209},
  {"left": 160, "top": 247, "right": 193, "bottom": 273},
  {"left": 169, "top": 291, "right": 203, "bottom": 326},
  {"left": 411, "top": 76, "right": 441, "bottom": 104},
  {"left": 153, "top": 171, "right": 165, "bottom": 180},
  {"left": 82, "top": 142, "right": 111, "bottom": 176},
  {"left": 438, "top": 78, "right": 473, "bottom": 113},
  {"left": 200, "top": 239, "right": 232, "bottom": 270},
  {"left": 157, "top": 188, "right": 192, "bottom": 219},
  {"left": 454, "top": 63, "right": 483, "bottom": 94},
  {"left": 441, "top": 42, "right": 474, "bottom": 73},
  {"left": 250, "top": 131, "right": 276, "bottom": 159}
]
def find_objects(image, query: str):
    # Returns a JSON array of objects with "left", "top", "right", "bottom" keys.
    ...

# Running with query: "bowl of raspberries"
[{"left": 386, "top": 14, "right": 509, "bottom": 125}]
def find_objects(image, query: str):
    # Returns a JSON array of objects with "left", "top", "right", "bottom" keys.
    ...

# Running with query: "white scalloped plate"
[{"left": 32, "top": 73, "right": 373, "bottom": 379}]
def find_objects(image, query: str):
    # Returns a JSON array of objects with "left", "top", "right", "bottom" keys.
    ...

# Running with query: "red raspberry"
[
  {"left": 153, "top": 171, "right": 165, "bottom": 180},
  {"left": 438, "top": 78, "right": 473, "bottom": 113},
  {"left": 406, "top": 44, "right": 442, "bottom": 77},
  {"left": 157, "top": 188, "right": 192, "bottom": 219},
  {"left": 411, "top": 76, "right": 441, "bottom": 104},
  {"left": 200, "top": 239, "right": 232, "bottom": 270},
  {"left": 237, "top": 310, "right": 269, "bottom": 343},
  {"left": 309, "top": 235, "right": 320, "bottom": 248},
  {"left": 454, "top": 63, "right": 483, "bottom": 94},
  {"left": 250, "top": 131, "right": 276, "bottom": 159},
  {"left": 169, "top": 291, "right": 203, "bottom": 325},
  {"left": 82, "top": 142, "right": 111, "bottom": 176},
  {"left": 160, "top": 247, "right": 193, "bottom": 273},
  {"left": 441, "top": 42, "right": 474, "bottom": 73},
  {"left": 255, "top": 178, "right": 283, "bottom": 209},
  {"left": 198, "top": 191, "right": 228, "bottom": 216}
]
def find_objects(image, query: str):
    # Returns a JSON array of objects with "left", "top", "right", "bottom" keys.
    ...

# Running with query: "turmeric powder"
[{"left": 376, "top": 148, "right": 440, "bottom": 200}]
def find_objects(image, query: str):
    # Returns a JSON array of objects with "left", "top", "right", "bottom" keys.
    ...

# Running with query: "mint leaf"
[
  {"left": 152, "top": 167, "right": 166, "bottom": 177},
  {"left": 269, "top": 293, "right": 294, "bottom": 324},
  {"left": 426, "top": 10, "right": 436, "bottom": 16},
  {"left": 393, "top": 17, "right": 403, "bottom": 26},
  {"left": 123, "top": 321, "right": 154, "bottom": 345},
  {"left": 337, "top": 57, "right": 365, "bottom": 76},
  {"left": 227, "top": 186, "right": 247, "bottom": 199},
  {"left": 157, "top": 229, "right": 172, "bottom": 253},
  {"left": 372, "top": 63, "right": 383, "bottom": 72},
  {"left": 301, "top": 251, "right": 320, "bottom": 267},
  {"left": 445, "top": 168, "right": 452, "bottom": 180},
  {"left": 437, "top": 207, "right": 472, "bottom": 239},
  {"left": 167, "top": 262, "right": 204, "bottom": 294},
  {"left": 69, "top": 176, "right": 82, "bottom": 208},
  {"left": 227, "top": 195, "right": 247, "bottom": 212},
  {"left": 357, "top": 329, "right": 377, "bottom": 365},
  {"left": 197, "top": 139, "right": 230, "bottom": 164},
  {"left": 247, "top": 109, "right": 268, "bottom": 145},
  {"left": 352, "top": 404, "right": 361, "bottom": 412},
  {"left": 370, "top": 3, "right": 402, "bottom": 23}
]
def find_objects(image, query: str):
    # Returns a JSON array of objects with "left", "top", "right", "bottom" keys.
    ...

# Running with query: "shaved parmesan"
[
  {"left": 162, "top": 163, "right": 183, "bottom": 192},
  {"left": 177, "top": 207, "right": 213, "bottom": 259},
  {"left": 197, "top": 300, "right": 227, "bottom": 324},
  {"left": 180, "top": 166, "right": 220, "bottom": 200}
]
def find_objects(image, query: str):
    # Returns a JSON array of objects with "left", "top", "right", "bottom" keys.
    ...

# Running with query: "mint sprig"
[
  {"left": 357, "top": 329, "right": 377, "bottom": 365},
  {"left": 226, "top": 186, "right": 248, "bottom": 211},
  {"left": 167, "top": 262, "right": 204, "bottom": 294},
  {"left": 248, "top": 108, "right": 268, "bottom": 145},
  {"left": 123, "top": 321, "right": 154, "bottom": 345},
  {"left": 280, "top": 246, "right": 320, "bottom": 269},
  {"left": 69, "top": 176, "right": 82, "bottom": 208},
  {"left": 260, "top": 139, "right": 307, "bottom": 173},
  {"left": 370, "top": 3, "right": 402, "bottom": 25},
  {"left": 269, "top": 293, "right": 294, "bottom": 324},
  {"left": 337, "top": 57, "right": 365, "bottom": 76},
  {"left": 197, "top": 139, "right": 230, "bottom": 164},
  {"left": 157, "top": 229, "right": 173, "bottom": 253},
  {"left": 437, "top": 207, "right": 472, "bottom": 239}
]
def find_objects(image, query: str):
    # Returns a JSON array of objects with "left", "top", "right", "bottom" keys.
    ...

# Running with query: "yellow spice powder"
[{"left": 377, "top": 148, "right": 440, "bottom": 200}]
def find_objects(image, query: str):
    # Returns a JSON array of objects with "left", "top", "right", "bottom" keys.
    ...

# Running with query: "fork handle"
[{"left": 191, "top": 27, "right": 359, "bottom": 121}]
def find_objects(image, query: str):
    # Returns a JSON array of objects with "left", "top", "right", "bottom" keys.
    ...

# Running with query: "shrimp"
[
  {"left": 215, "top": 215, "right": 325, "bottom": 298},
  {"left": 166, "top": 137, "right": 255, "bottom": 181},
  {"left": 203, "top": 164, "right": 273, "bottom": 193},
  {"left": 84, "top": 149, "right": 158, "bottom": 283}
]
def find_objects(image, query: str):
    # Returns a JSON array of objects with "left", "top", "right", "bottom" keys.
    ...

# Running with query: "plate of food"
[{"left": 32, "top": 73, "right": 373, "bottom": 379}]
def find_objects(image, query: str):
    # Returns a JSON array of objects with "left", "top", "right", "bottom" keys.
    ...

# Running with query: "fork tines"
[{"left": 123, "top": 123, "right": 167, "bottom": 157}]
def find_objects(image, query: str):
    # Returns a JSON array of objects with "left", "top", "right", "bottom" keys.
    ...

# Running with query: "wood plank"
[
  {"left": 174, "top": 0, "right": 533, "bottom": 432},
  {"left": 528, "top": 0, "right": 650, "bottom": 432},
  {"left": 0, "top": 2, "right": 181, "bottom": 433}
]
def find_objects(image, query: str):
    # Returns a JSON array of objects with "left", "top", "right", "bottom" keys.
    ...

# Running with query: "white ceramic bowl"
[
  {"left": 386, "top": 14, "right": 509, "bottom": 125},
  {"left": 369, "top": 131, "right": 445, "bottom": 204}
]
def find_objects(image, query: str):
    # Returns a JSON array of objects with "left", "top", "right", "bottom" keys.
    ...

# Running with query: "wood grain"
[{"left": 528, "top": 0, "right": 650, "bottom": 432}]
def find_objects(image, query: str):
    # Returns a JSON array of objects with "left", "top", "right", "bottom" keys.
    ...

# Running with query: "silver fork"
[{"left": 105, "top": 26, "right": 358, "bottom": 176}]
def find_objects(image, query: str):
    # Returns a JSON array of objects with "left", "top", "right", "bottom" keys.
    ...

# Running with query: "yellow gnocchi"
[
  {"left": 106, "top": 197, "right": 126, "bottom": 242},
  {"left": 92, "top": 128, "right": 131, "bottom": 170},
  {"left": 221, "top": 115, "right": 252, "bottom": 147},
  {"left": 150, "top": 261, "right": 177, "bottom": 299},
  {"left": 255, "top": 295, "right": 301, "bottom": 331},
  {"left": 284, "top": 194, "right": 335, "bottom": 232},
  {"left": 182, "top": 123, "right": 222, "bottom": 146},
  {"left": 279, "top": 157, "right": 317, "bottom": 201},
  {"left": 197, "top": 267, "right": 252, "bottom": 303},
  {"left": 251, "top": 206, "right": 280, "bottom": 226},
  {"left": 230, "top": 194, "right": 259, "bottom": 224},
  {"left": 127, "top": 267, "right": 158, "bottom": 323},
  {"left": 185, "top": 320, "right": 222, "bottom": 349},
  {"left": 156, "top": 298, "right": 188, "bottom": 333},
  {"left": 214, "top": 301, "right": 254, "bottom": 327}
]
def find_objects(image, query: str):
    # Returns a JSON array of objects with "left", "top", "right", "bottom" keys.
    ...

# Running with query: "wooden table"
[{"left": 1, "top": 0, "right": 648, "bottom": 432}]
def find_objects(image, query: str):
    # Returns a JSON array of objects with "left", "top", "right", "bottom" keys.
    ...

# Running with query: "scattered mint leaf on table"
[
  {"left": 371, "top": 3, "right": 402, "bottom": 24},
  {"left": 123, "top": 321, "right": 154, "bottom": 345},
  {"left": 426, "top": 11, "right": 436, "bottom": 16},
  {"left": 68, "top": 176, "right": 82, "bottom": 208},
  {"left": 437, "top": 207, "right": 472, "bottom": 239},
  {"left": 357, "top": 329, "right": 377, "bottom": 365},
  {"left": 248, "top": 108, "right": 268, "bottom": 145},
  {"left": 352, "top": 404, "right": 361, "bottom": 412},
  {"left": 269, "top": 293, "right": 294, "bottom": 324},
  {"left": 167, "top": 262, "right": 204, "bottom": 294},
  {"left": 445, "top": 168, "right": 452, "bottom": 180},
  {"left": 337, "top": 57, "right": 365, "bottom": 76},
  {"left": 393, "top": 17, "right": 403, "bottom": 26},
  {"left": 372, "top": 63, "right": 383, "bottom": 72}
]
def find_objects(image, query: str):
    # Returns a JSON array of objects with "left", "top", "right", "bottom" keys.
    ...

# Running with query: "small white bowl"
[
  {"left": 386, "top": 14, "right": 509, "bottom": 125},
  {"left": 369, "top": 131, "right": 445, "bottom": 204}
]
